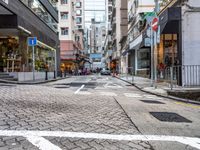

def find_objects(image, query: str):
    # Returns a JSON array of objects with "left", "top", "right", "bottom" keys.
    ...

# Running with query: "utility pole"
[{"left": 154, "top": 0, "right": 159, "bottom": 88}]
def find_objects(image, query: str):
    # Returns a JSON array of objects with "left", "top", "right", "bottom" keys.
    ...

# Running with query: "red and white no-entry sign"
[{"left": 152, "top": 17, "right": 159, "bottom": 32}]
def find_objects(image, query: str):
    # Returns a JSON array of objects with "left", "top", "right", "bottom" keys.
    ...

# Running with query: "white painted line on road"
[
  {"left": 144, "top": 95, "right": 163, "bottom": 100},
  {"left": 26, "top": 135, "right": 62, "bottom": 150},
  {"left": 124, "top": 93, "right": 142, "bottom": 98},
  {"left": 0, "top": 130, "right": 200, "bottom": 149},
  {"left": 76, "top": 91, "right": 91, "bottom": 95},
  {"left": 74, "top": 85, "right": 85, "bottom": 94},
  {"left": 99, "top": 92, "right": 117, "bottom": 96}
]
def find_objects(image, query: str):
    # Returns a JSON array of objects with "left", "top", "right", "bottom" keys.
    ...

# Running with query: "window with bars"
[{"left": 60, "top": 12, "right": 68, "bottom": 20}]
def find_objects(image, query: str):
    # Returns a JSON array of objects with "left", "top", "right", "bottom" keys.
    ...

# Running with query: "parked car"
[{"left": 100, "top": 69, "right": 111, "bottom": 75}]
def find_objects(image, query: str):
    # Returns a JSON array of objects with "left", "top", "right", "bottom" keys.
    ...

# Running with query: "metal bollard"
[
  {"left": 170, "top": 67, "right": 173, "bottom": 90},
  {"left": 54, "top": 71, "right": 56, "bottom": 79},
  {"left": 45, "top": 71, "right": 48, "bottom": 80}
]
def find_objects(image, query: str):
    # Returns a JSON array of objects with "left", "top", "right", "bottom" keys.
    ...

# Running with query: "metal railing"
[
  {"left": 182, "top": 65, "right": 200, "bottom": 87},
  {"left": 158, "top": 65, "right": 200, "bottom": 88},
  {"left": 118, "top": 65, "right": 200, "bottom": 89}
]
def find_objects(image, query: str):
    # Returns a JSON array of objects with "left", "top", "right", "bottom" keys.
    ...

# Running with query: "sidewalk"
[
  {"left": 0, "top": 77, "right": 70, "bottom": 85},
  {"left": 115, "top": 74, "right": 200, "bottom": 105}
]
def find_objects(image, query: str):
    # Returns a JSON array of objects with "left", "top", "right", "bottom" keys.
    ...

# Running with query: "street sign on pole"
[
  {"left": 152, "top": 17, "right": 159, "bottom": 32},
  {"left": 28, "top": 37, "right": 37, "bottom": 46},
  {"left": 28, "top": 37, "right": 37, "bottom": 81}
]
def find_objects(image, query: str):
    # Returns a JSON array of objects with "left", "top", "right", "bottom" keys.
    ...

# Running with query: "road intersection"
[{"left": 0, "top": 75, "right": 199, "bottom": 149}]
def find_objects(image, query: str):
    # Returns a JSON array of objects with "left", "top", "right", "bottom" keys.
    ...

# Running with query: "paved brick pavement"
[{"left": 0, "top": 82, "right": 153, "bottom": 150}]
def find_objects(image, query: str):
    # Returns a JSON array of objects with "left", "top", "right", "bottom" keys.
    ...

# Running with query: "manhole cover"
[
  {"left": 141, "top": 100, "right": 165, "bottom": 104},
  {"left": 150, "top": 112, "right": 192, "bottom": 123}
]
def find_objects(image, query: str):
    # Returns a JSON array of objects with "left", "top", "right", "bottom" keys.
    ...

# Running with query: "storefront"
[
  {"left": 0, "top": 0, "right": 59, "bottom": 80},
  {"left": 60, "top": 60, "right": 76, "bottom": 73},
  {"left": 0, "top": 35, "right": 56, "bottom": 73},
  {"left": 157, "top": 34, "right": 178, "bottom": 66},
  {"left": 157, "top": 7, "right": 181, "bottom": 83},
  {"left": 128, "top": 33, "right": 150, "bottom": 77}
]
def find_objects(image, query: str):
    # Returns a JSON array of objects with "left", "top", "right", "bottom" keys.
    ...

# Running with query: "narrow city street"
[{"left": 0, "top": 75, "right": 199, "bottom": 150}]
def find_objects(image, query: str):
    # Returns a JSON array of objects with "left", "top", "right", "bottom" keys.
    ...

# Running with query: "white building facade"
[{"left": 57, "top": 0, "right": 85, "bottom": 71}]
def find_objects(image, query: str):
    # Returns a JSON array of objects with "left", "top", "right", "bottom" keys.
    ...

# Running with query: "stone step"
[
  {"left": 0, "top": 75, "right": 14, "bottom": 79},
  {"left": 0, "top": 73, "right": 9, "bottom": 76},
  {"left": 0, "top": 78, "right": 18, "bottom": 81}
]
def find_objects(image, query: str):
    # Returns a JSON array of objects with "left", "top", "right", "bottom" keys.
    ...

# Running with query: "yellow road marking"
[{"left": 175, "top": 102, "right": 200, "bottom": 109}]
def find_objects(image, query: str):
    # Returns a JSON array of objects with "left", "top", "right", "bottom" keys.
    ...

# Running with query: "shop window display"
[
  {"left": 0, "top": 37, "right": 21, "bottom": 72},
  {"left": 0, "top": 37, "right": 55, "bottom": 73},
  {"left": 163, "top": 34, "right": 178, "bottom": 67},
  {"left": 27, "top": 45, "right": 55, "bottom": 72},
  {"left": 137, "top": 49, "right": 150, "bottom": 69}
]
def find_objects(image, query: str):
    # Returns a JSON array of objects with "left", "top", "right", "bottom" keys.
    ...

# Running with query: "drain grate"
[
  {"left": 141, "top": 100, "right": 165, "bottom": 104},
  {"left": 150, "top": 112, "right": 192, "bottom": 123}
]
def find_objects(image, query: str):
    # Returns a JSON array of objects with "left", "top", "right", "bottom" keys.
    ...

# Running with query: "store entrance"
[{"left": 0, "top": 37, "right": 20, "bottom": 72}]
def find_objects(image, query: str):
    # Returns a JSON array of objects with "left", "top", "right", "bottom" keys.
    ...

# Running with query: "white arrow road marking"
[
  {"left": 26, "top": 135, "right": 62, "bottom": 150},
  {"left": 74, "top": 85, "right": 85, "bottom": 94},
  {"left": 0, "top": 130, "right": 199, "bottom": 149}
]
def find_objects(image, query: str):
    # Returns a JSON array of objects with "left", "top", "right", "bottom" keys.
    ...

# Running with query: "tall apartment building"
[
  {"left": 0, "top": 0, "right": 59, "bottom": 81},
  {"left": 103, "top": 0, "right": 113, "bottom": 69},
  {"left": 110, "top": 0, "right": 128, "bottom": 72},
  {"left": 57, "top": 0, "right": 85, "bottom": 72},
  {"left": 88, "top": 19, "right": 106, "bottom": 69}
]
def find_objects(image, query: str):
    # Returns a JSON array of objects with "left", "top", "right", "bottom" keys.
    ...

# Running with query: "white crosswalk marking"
[
  {"left": 26, "top": 135, "right": 62, "bottom": 150},
  {"left": 0, "top": 130, "right": 199, "bottom": 150},
  {"left": 144, "top": 95, "right": 163, "bottom": 100},
  {"left": 124, "top": 93, "right": 143, "bottom": 98}
]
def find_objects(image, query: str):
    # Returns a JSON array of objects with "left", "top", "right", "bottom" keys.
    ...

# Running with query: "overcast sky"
[{"left": 84, "top": 0, "right": 106, "bottom": 28}]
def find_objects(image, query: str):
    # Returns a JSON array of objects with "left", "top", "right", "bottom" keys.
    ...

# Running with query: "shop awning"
[
  {"left": 129, "top": 34, "right": 143, "bottom": 50},
  {"left": 159, "top": 7, "right": 181, "bottom": 34}
]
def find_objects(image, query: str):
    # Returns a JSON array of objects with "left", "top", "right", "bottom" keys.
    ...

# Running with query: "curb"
[
  {"left": 0, "top": 77, "right": 70, "bottom": 85},
  {"left": 115, "top": 76, "right": 200, "bottom": 105}
]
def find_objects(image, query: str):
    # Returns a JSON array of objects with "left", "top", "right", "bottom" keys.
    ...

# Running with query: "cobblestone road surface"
[{"left": 0, "top": 77, "right": 154, "bottom": 150}]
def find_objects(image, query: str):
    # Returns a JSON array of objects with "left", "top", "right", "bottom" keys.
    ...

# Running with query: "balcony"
[{"left": 108, "top": 0, "right": 112, "bottom": 6}]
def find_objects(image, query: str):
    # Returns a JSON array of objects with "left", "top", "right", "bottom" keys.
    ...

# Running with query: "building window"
[
  {"left": 76, "top": 10, "right": 82, "bottom": 16},
  {"left": 76, "top": 17, "right": 82, "bottom": 24},
  {"left": 60, "top": 12, "right": 68, "bottom": 19},
  {"left": 76, "top": 2, "right": 81, "bottom": 8},
  {"left": 61, "top": 0, "right": 68, "bottom": 4},
  {"left": 77, "top": 25, "right": 82, "bottom": 29},
  {"left": 20, "top": 0, "right": 58, "bottom": 32},
  {"left": 61, "top": 28, "right": 69, "bottom": 35}
]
